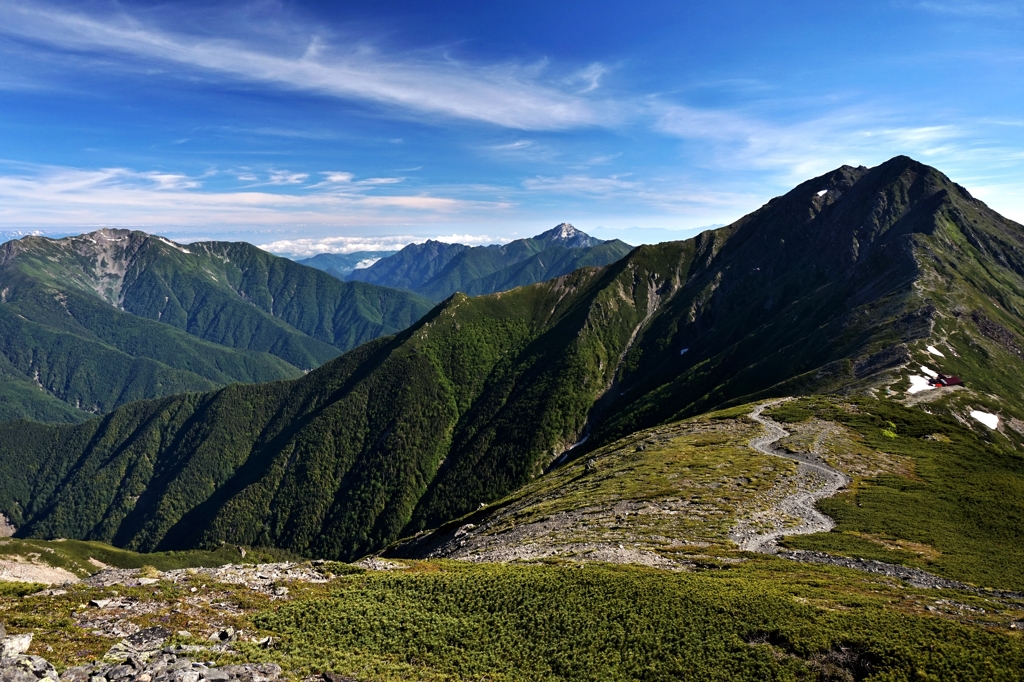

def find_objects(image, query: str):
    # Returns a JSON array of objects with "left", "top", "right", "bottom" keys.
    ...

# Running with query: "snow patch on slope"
[
  {"left": 971, "top": 411, "right": 999, "bottom": 429},
  {"left": 907, "top": 375, "right": 935, "bottom": 394},
  {"left": 158, "top": 236, "right": 191, "bottom": 254}
]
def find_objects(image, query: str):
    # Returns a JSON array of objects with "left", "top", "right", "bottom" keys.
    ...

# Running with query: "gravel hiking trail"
[{"left": 730, "top": 399, "right": 851, "bottom": 553}]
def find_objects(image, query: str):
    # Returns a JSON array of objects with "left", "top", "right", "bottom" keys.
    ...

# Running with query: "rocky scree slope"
[
  {"left": 1, "top": 156, "right": 1023, "bottom": 562},
  {"left": 0, "top": 231, "right": 431, "bottom": 421},
  {"left": 346, "top": 223, "right": 633, "bottom": 301}
]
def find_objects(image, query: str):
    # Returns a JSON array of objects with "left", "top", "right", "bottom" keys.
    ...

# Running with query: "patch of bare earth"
[{"left": 0, "top": 556, "right": 79, "bottom": 585}]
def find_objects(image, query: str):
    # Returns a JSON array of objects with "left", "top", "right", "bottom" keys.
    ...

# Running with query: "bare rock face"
[
  {"left": 0, "top": 514, "right": 14, "bottom": 538},
  {"left": 0, "top": 629, "right": 56, "bottom": 682},
  {"left": 102, "top": 628, "right": 173, "bottom": 663},
  {"left": 1, "top": 634, "right": 33, "bottom": 659}
]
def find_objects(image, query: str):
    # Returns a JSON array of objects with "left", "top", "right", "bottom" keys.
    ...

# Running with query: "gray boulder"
[{"left": 0, "top": 634, "right": 32, "bottom": 659}]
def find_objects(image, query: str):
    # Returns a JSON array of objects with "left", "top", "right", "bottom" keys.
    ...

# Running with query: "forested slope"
[
  {"left": 0, "top": 231, "right": 432, "bottom": 420},
  {"left": 2, "top": 156, "right": 1023, "bottom": 562}
]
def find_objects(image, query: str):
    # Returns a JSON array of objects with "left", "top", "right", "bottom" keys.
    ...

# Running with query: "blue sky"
[{"left": 0, "top": 0, "right": 1022, "bottom": 255}]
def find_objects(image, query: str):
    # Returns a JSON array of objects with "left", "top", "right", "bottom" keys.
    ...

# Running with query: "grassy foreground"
[{"left": 2, "top": 559, "right": 1023, "bottom": 681}]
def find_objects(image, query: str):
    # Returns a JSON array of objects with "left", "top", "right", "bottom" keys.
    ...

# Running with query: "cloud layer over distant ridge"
[{"left": 259, "top": 234, "right": 508, "bottom": 257}]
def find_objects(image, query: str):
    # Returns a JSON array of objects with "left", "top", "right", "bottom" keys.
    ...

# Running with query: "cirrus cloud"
[
  {"left": 0, "top": 162, "right": 501, "bottom": 229},
  {"left": 0, "top": 1, "right": 613, "bottom": 131}
]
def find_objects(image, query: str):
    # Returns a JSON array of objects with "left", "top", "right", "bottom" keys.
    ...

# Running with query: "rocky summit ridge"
[{"left": 534, "top": 223, "right": 603, "bottom": 249}]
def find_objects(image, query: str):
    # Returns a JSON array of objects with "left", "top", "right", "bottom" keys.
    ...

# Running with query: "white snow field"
[
  {"left": 970, "top": 410, "right": 999, "bottom": 429},
  {"left": 907, "top": 375, "right": 935, "bottom": 394}
]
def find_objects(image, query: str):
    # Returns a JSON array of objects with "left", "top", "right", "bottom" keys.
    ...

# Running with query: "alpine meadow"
[{"left": 1, "top": 2, "right": 1024, "bottom": 680}]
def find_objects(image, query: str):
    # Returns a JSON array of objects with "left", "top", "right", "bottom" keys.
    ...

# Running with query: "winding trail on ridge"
[{"left": 730, "top": 399, "right": 851, "bottom": 553}]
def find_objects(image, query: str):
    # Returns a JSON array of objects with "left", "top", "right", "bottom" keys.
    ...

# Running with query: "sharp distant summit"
[{"left": 534, "top": 223, "right": 604, "bottom": 249}]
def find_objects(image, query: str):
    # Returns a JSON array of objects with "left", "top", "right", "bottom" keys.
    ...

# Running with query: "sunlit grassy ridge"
[
  {"left": 392, "top": 396, "right": 1024, "bottom": 595},
  {"left": 388, "top": 405, "right": 791, "bottom": 562},
  {"left": 766, "top": 397, "right": 1024, "bottom": 590}
]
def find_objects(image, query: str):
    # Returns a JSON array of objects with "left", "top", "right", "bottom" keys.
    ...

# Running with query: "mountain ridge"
[
  {"left": 0, "top": 231, "right": 432, "bottom": 421},
  {"left": 1, "top": 156, "right": 1022, "bottom": 567},
  {"left": 345, "top": 224, "right": 633, "bottom": 300},
  {"left": 295, "top": 251, "right": 398, "bottom": 280}
]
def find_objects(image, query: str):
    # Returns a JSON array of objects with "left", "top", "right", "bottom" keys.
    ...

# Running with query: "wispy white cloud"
[
  {"left": 313, "top": 172, "right": 404, "bottom": 188},
  {"left": 483, "top": 139, "right": 562, "bottom": 164},
  {"left": 522, "top": 173, "right": 754, "bottom": 211},
  {"left": 653, "top": 101, "right": 973, "bottom": 179},
  {"left": 258, "top": 233, "right": 508, "bottom": 257},
  {"left": 358, "top": 177, "right": 403, "bottom": 186},
  {"left": 0, "top": 162, "right": 500, "bottom": 229},
  {"left": 267, "top": 170, "right": 309, "bottom": 185},
  {"left": 569, "top": 63, "right": 607, "bottom": 93},
  {"left": 0, "top": 2, "right": 612, "bottom": 130}
]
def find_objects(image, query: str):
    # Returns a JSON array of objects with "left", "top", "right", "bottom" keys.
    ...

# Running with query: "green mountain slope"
[
  {"left": 2, "top": 156, "right": 1023, "bottom": 563},
  {"left": 342, "top": 240, "right": 469, "bottom": 291},
  {"left": 0, "top": 231, "right": 432, "bottom": 420},
  {"left": 346, "top": 224, "right": 634, "bottom": 301}
]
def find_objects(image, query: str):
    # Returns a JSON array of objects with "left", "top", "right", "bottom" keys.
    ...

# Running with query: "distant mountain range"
[
  {"left": 4, "top": 157, "right": 1021, "bottom": 564},
  {"left": 295, "top": 251, "right": 398, "bottom": 280},
  {"left": 0, "top": 230, "right": 431, "bottom": 422},
  {"left": 340, "top": 224, "right": 633, "bottom": 300}
]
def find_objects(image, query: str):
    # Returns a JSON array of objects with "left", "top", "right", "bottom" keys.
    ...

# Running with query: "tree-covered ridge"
[
  {"left": 1, "top": 156, "right": 1023, "bottom": 563},
  {"left": 0, "top": 231, "right": 432, "bottom": 420},
  {"left": 0, "top": 260, "right": 683, "bottom": 559},
  {"left": 346, "top": 224, "right": 634, "bottom": 301}
]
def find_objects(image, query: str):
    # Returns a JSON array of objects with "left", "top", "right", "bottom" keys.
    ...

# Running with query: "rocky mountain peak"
[{"left": 534, "top": 223, "right": 603, "bottom": 248}]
